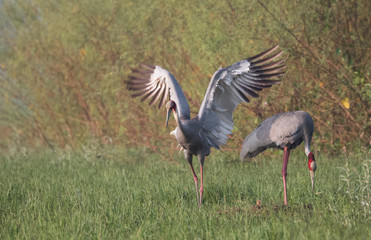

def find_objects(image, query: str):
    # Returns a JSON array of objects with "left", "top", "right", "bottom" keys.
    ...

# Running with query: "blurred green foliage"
[{"left": 0, "top": 0, "right": 370, "bottom": 153}]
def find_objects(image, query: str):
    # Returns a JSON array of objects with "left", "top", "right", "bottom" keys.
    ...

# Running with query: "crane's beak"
[
  {"left": 165, "top": 108, "right": 172, "bottom": 127},
  {"left": 309, "top": 160, "right": 317, "bottom": 192},
  {"left": 310, "top": 169, "right": 315, "bottom": 192}
]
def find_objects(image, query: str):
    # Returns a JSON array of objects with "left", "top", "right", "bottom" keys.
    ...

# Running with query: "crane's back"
[{"left": 240, "top": 111, "right": 314, "bottom": 160}]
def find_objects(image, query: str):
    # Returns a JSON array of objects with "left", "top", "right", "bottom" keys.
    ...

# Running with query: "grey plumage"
[
  {"left": 240, "top": 111, "right": 317, "bottom": 205},
  {"left": 240, "top": 111, "right": 314, "bottom": 160},
  {"left": 126, "top": 45, "right": 286, "bottom": 206}
]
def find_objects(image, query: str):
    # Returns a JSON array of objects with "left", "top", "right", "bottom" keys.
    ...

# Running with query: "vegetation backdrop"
[
  {"left": 0, "top": 1, "right": 370, "bottom": 239},
  {"left": 0, "top": 0, "right": 370, "bottom": 154}
]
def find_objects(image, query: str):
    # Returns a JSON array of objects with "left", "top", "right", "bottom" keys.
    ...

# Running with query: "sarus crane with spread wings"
[{"left": 126, "top": 45, "right": 285, "bottom": 207}]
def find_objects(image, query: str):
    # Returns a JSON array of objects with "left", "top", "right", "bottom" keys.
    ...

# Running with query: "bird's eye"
[
  {"left": 170, "top": 101, "right": 176, "bottom": 109},
  {"left": 166, "top": 100, "right": 176, "bottom": 110}
]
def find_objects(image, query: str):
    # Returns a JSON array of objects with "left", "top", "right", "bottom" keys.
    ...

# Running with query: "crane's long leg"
[
  {"left": 282, "top": 146, "right": 290, "bottom": 205},
  {"left": 186, "top": 153, "right": 199, "bottom": 206},
  {"left": 198, "top": 155, "right": 205, "bottom": 207}
]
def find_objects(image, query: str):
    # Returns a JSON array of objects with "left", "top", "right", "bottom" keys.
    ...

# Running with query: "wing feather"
[
  {"left": 232, "top": 81, "right": 259, "bottom": 98},
  {"left": 127, "top": 64, "right": 190, "bottom": 116},
  {"left": 247, "top": 45, "right": 279, "bottom": 61},
  {"left": 141, "top": 82, "right": 160, "bottom": 102},
  {"left": 198, "top": 45, "right": 285, "bottom": 147},
  {"left": 249, "top": 50, "right": 283, "bottom": 65},
  {"left": 252, "top": 65, "right": 286, "bottom": 74},
  {"left": 149, "top": 82, "right": 166, "bottom": 106},
  {"left": 235, "top": 78, "right": 263, "bottom": 91},
  {"left": 240, "top": 74, "right": 281, "bottom": 84},
  {"left": 250, "top": 59, "right": 285, "bottom": 70}
]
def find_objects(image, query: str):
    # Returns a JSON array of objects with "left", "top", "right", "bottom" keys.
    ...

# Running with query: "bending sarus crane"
[
  {"left": 127, "top": 45, "right": 285, "bottom": 207},
  {"left": 240, "top": 111, "right": 317, "bottom": 205}
]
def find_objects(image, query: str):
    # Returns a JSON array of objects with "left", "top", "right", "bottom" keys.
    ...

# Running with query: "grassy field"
[{"left": 0, "top": 148, "right": 369, "bottom": 239}]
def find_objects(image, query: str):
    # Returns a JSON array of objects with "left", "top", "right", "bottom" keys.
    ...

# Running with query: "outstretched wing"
[
  {"left": 198, "top": 45, "right": 285, "bottom": 148},
  {"left": 126, "top": 63, "right": 190, "bottom": 119}
]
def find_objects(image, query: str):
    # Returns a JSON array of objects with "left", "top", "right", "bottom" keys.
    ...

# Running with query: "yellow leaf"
[
  {"left": 341, "top": 97, "right": 350, "bottom": 109},
  {"left": 319, "top": 82, "right": 323, "bottom": 87},
  {"left": 72, "top": 5, "right": 79, "bottom": 13},
  {"left": 79, "top": 48, "right": 87, "bottom": 60},
  {"left": 80, "top": 48, "right": 86, "bottom": 56}
]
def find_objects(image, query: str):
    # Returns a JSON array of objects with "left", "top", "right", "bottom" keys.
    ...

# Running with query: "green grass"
[{"left": 0, "top": 148, "right": 370, "bottom": 239}]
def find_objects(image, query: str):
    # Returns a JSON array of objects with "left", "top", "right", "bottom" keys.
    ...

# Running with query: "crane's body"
[
  {"left": 240, "top": 111, "right": 314, "bottom": 158},
  {"left": 171, "top": 118, "right": 211, "bottom": 157},
  {"left": 240, "top": 111, "right": 317, "bottom": 205},
  {"left": 127, "top": 45, "right": 286, "bottom": 207}
]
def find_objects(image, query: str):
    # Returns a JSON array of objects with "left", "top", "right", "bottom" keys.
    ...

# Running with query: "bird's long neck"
[
  {"left": 303, "top": 126, "right": 313, "bottom": 156},
  {"left": 173, "top": 109, "right": 186, "bottom": 132},
  {"left": 304, "top": 138, "right": 311, "bottom": 156}
]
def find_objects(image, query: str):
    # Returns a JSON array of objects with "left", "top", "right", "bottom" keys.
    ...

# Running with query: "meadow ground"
[{"left": 0, "top": 147, "right": 369, "bottom": 239}]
